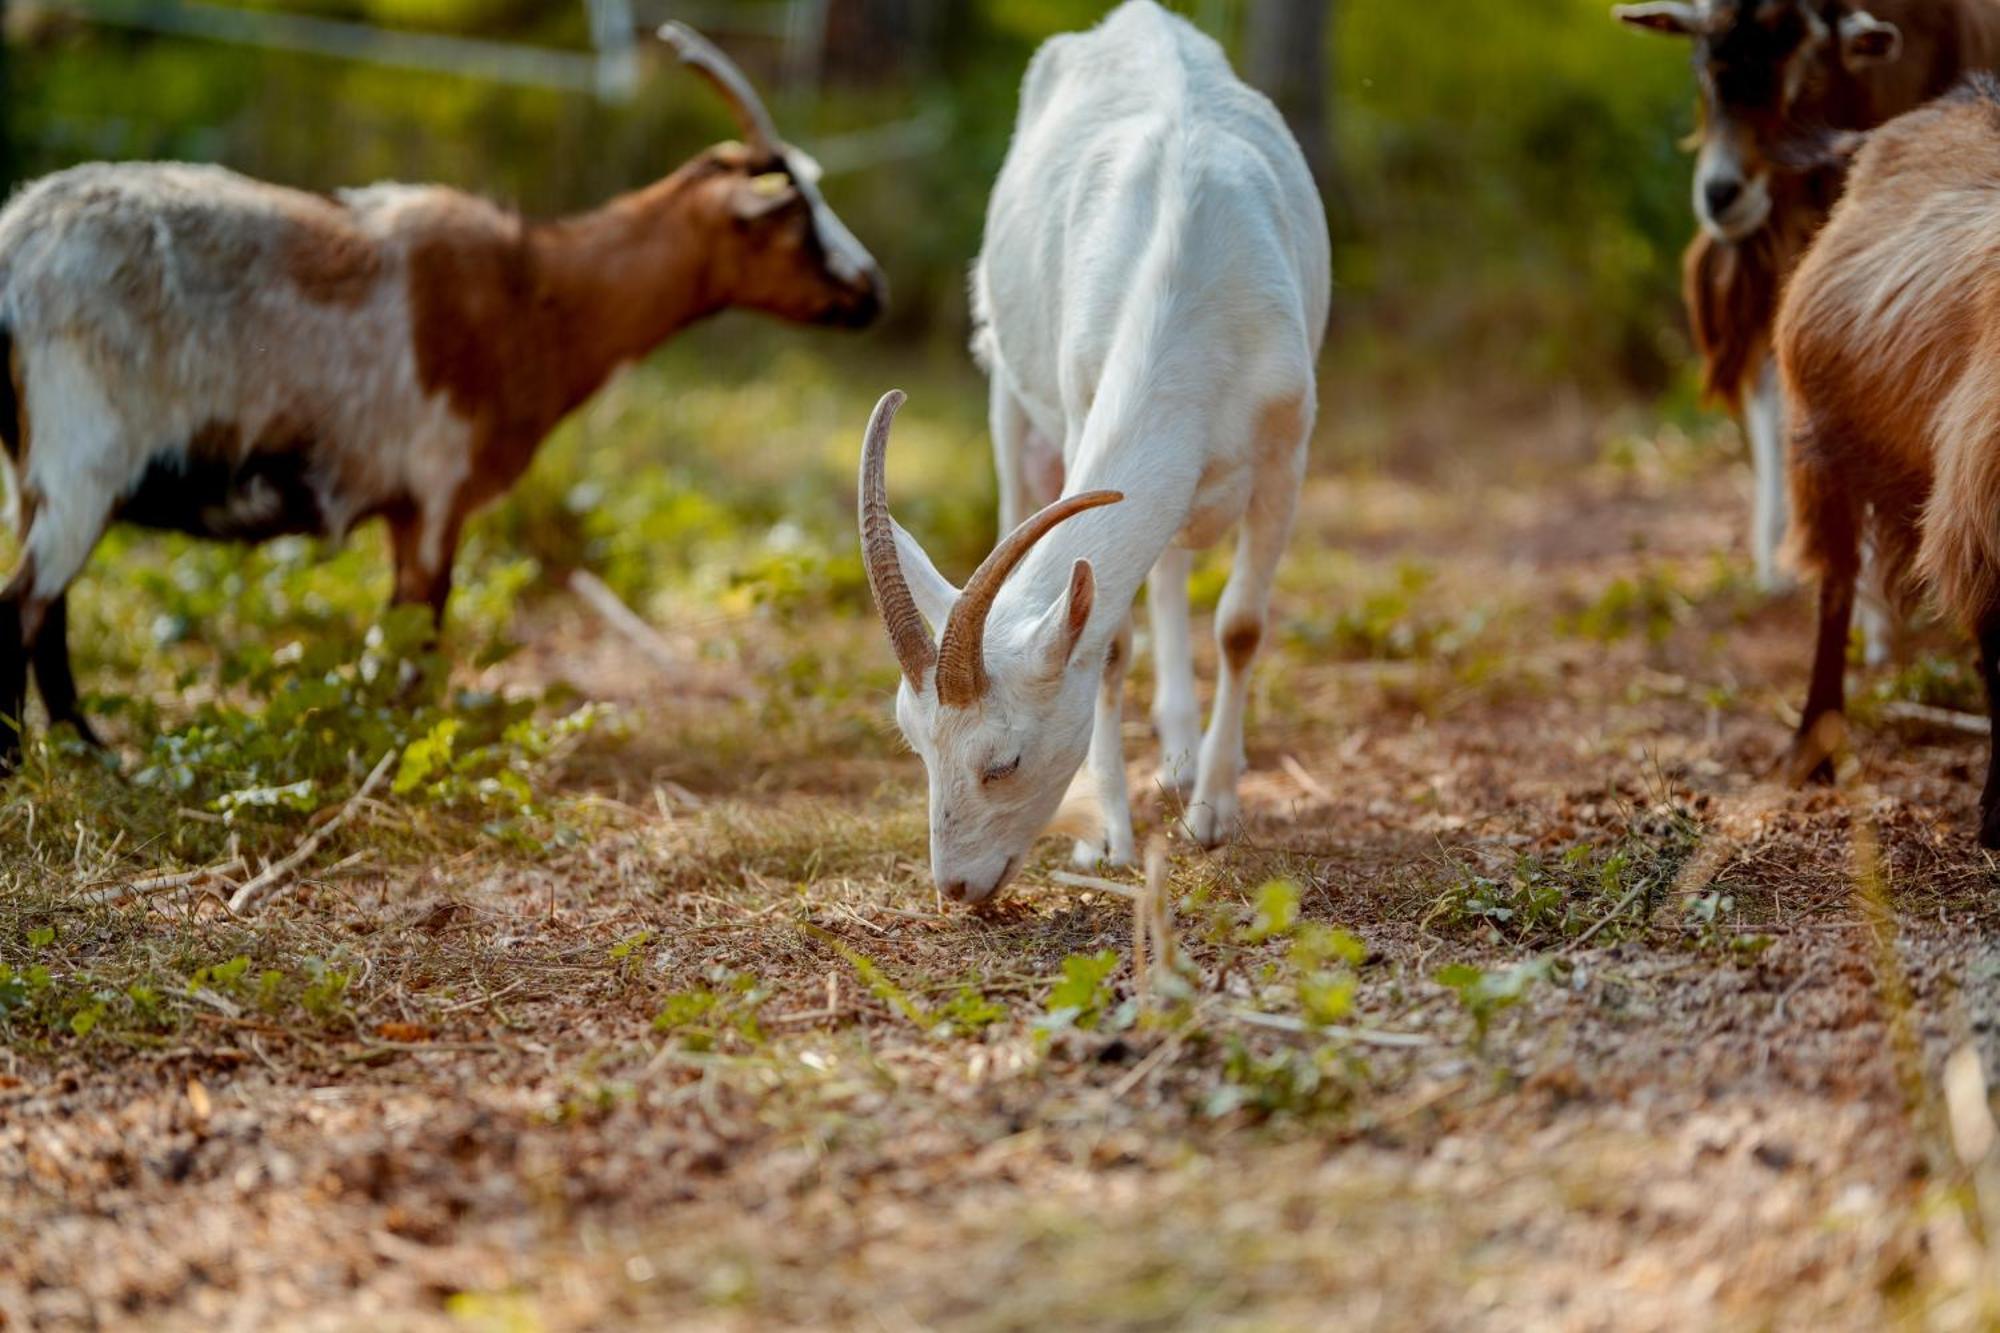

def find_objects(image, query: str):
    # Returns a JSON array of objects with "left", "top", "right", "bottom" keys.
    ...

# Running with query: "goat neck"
[
  {"left": 524, "top": 162, "right": 724, "bottom": 419},
  {"left": 994, "top": 422, "right": 1204, "bottom": 666}
]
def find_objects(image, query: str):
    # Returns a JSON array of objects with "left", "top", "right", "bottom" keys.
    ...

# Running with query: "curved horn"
[
  {"left": 934, "top": 489, "right": 1123, "bottom": 708},
  {"left": 858, "top": 390, "right": 937, "bottom": 688},
  {"left": 658, "top": 21, "right": 782, "bottom": 156}
]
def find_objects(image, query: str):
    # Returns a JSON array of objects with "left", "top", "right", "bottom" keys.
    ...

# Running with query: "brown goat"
[
  {"left": 0, "top": 24, "right": 883, "bottom": 767},
  {"left": 1621, "top": 0, "right": 2000, "bottom": 606},
  {"left": 1777, "top": 72, "right": 2000, "bottom": 842}
]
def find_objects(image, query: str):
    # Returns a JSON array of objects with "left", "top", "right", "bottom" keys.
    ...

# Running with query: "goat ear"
[
  {"left": 1032, "top": 559, "right": 1095, "bottom": 676},
  {"left": 1839, "top": 12, "right": 1902, "bottom": 66},
  {"left": 730, "top": 172, "right": 800, "bottom": 222},
  {"left": 891, "top": 519, "right": 960, "bottom": 631},
  {"left": 1613, "top": 2, "right": 1701, "bottom": 35}
]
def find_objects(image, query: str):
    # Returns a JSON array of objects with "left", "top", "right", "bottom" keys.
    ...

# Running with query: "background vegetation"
[{"left": 9, "top": 0, "right": 1701, "bottom": 397}]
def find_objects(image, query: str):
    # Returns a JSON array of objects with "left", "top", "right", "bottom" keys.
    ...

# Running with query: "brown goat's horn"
[
  {"left": 934, "top": 489, "right": 1123, "bottom": 708},
  {"left": 658, "top": 22, "right": 783, "bottom": 157},
  {"left": 858, "top": 390, "right": 937, "bottom": 688}
]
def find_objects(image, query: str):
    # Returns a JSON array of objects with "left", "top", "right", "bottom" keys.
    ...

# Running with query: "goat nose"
[{"left": 1704, "top": 177, "right": 1744, "bottom": 219}]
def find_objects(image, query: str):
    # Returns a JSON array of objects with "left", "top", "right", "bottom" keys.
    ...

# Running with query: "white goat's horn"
[
  {"left": 858, "top": 390, "right": 937, "bottom": 688},
  {"left": 934, "top": 489, "right": 1123, "bottom": 708},
  {"left": 658, "top": 21, "right": 783, "bottom": 157}
]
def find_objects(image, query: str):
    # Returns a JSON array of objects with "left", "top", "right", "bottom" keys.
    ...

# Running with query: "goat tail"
[{"left": 1917, "top": 375, "right": 2000, "bottom": 632}]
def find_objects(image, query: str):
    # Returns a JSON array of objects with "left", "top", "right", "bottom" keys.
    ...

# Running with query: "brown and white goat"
[
  {"left": 1777, "top": 72, "right": 2000, "bottom": 844},
  {"left": 0, "top": 23, "right": 883, "bottom": 765},
  {"left": 1619, "top": 0, "right": 2000, "bottom": 644}
]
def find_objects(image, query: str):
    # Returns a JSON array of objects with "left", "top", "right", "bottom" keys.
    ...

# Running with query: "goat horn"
[
  {"left": 658, "top": 21, "right": 783, "bottom": 157},
  {"left": 934, "top": 489, "right": 1123, "bottom": 708},
  {"left": 858, "top": 390, "right": 937, "bottom": 688}
]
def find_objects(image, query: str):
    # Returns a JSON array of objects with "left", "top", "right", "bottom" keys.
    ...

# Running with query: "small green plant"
[
  {"left": 609, "top": 929, "right": 655, "bottom": 975},
  {"left": 1560, "top": 566, "right": 1686, "bottom": 646},
  {"left": 1033, "top": 949, "right": 1125, "bottom": 1041},
  {"left": 1206, "top": 1038, "right": 1358, "bottom": 1120},
  {"left": 1428, "top": 810, "right": 1699, "bottom": 947},
  {"left": 1872, "top": 651, "right": 1981, "bottom": 712},
  {"left": 1283, "top": 562, "right": 1467, "bottom": 662},
  {"left": 1435, "top": 958, "right": 1555, "bottom": 1051},
  {"left": 1239, "top": 880, "right": 1302, "bottom": 943},
  {"left": 1682, "top": 891, "right": 1773, "bottom": 959},
  {"left": 935, "top": 985, "right": 1008, "bottom": 1035},
  {"left": 651, "top": 972, "right": 769, "bottom": 1053}
]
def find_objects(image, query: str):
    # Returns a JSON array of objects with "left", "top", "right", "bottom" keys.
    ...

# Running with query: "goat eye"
[{"left": 981, "top": 756, "right": 1020, "bottom": 784}]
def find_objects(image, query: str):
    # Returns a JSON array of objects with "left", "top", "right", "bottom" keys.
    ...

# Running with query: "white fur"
[
  {"left": 884, "top": 1, "right": 1330, "bottom": 902},
  {"left": 1694, "top": 126, "right": 1773, "bottom": 243},
  {"left": 1746, "top": 360, "right": 1788, "bottom": 591}
]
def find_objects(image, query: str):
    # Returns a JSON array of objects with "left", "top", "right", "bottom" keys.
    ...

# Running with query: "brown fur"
[
  {"left": 1778, "top": 79, "right": 2000, "bottom": 629},
  {"left": 407, "top": 145, "right": 872, "bottom": 519},
  {"left": 1221, "top": 619, "right": 1261, "bottom": 675},
  {"left": 281, "top": 197, "right": 382, "bottom": 307},
  {"left": 1683, "top": 172, "right": 1829, "bottom": 408},
  {"left": 1681, "top": 0, "right": 2000, "bottom": 406}
]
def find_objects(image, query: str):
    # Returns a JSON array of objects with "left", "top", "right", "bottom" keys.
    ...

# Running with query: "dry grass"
[{"left": 5, "top": 378, "right": 2000, "bottom": 1331}]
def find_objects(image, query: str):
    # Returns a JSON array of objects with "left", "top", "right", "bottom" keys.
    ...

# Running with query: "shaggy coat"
[
  {"left": 1777, "top": 72, "right": 2000, "bottom": 842},
  {"left": 1686, "top": 0, "right": 2000, "bottom": 412}
]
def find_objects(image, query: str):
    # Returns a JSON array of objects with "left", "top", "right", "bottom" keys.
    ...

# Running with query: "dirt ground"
[{"left": 5, "top": 406, "right": 2000, "bottom": 1331}]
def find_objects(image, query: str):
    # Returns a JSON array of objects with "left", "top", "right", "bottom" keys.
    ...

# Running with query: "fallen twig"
[
  {"left": 79, "top": 856, "right": 249, "bottom": 907},
  {"left": 1568, "top": 879, "right": 1647, "bottom": 952},
  {"left": 1881, "top": 700, "right": 1988, "bottom": 736},
  {"left": 1049, "top": 869, "right": 1141, "bottom": 900},
  {"left": 568, "top": 568, "right": 754, "bottom": 700},
  {"left": 229, "top": 750, "right": 397, "bottom": 914},
  {"left": 1280, "top": 754, "right": 1334, "bottom": 805}
]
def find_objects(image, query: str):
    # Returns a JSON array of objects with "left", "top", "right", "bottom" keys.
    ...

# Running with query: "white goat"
[
  {"left": 0, "top": 24, "right": 883, "bottom": 765},
  {"left": 859, "top": 0, "right": 1330, "bottom": 904}
]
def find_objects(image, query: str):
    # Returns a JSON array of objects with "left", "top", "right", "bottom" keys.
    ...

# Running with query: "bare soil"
[{"left": 5, "top": 419, "right": 2000, "bottom": 1331}]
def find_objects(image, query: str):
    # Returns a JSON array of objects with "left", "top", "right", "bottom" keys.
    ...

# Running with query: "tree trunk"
[{"left": 1245, "top": 0, "right": 1337, "bottom": 206}]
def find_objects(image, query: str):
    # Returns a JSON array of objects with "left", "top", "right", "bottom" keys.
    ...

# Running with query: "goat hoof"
[
  {"left": 1154, "top": 761, "right": 1196, "bottom": 801},
  {"left": 51, "top": 714, "right": 102, "bottom": 750},
  {"left": 1778, "top": 713, "right": 1846, "bottom": 789},
  {"left": 1182, "top": 797, "right": 1237, "bottom": 850},
  {"left": 1072, "top": 839, "right": 1136, "bottom": 871}
]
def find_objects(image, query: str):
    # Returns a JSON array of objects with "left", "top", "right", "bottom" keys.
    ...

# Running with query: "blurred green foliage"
[
  {"left": 11, "top": 0, "right": 1699, "bottom": 392},
  {"left": 0, "top": 0, "right": 1714, "bottom": 814}
]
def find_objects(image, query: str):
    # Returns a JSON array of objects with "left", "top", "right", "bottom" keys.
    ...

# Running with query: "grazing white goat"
[
  {"left": 0, "top": 23, "right": 883, "bottom": 765},
  {"left": 859, "top": 0, "right": 1330, "bottom": 903}
]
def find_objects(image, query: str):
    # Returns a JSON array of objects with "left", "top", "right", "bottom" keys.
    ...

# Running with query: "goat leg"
[
  {"left": 32, "top": 594, "right": 100, "bottom": 747},
  {"left": 1784, "top": 562, "right": 1856, "bottom": 787},
  {"left": 1977, "top": 609, "right": 2000, "bottom": 849},
  {"left": 0, "top": 589, "right": 29, "bottom": 772}
]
